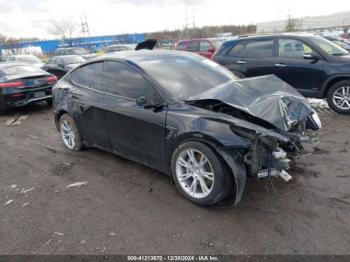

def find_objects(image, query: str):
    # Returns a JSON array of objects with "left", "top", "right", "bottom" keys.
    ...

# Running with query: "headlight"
[
  {"left": 311, "top": 111, "right": 322, "bottom": 129},
  {"left": 307, "top": 111, "right": 322, "bottom": 130}
]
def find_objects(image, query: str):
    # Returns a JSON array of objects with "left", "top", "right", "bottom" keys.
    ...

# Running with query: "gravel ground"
[{"left": 0, "top": 103, "right": 349, "bottom": 255}]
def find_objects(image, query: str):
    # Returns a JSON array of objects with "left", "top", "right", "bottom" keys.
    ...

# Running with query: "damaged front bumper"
[{"left": 241, "top": 128, "right": 319, "bottom": 182}]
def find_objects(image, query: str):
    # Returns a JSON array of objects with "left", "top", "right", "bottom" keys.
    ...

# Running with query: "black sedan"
[
  {"left": 43, "top": 55, "right": 85, "bottom": 79},
  {"left": 53, "top": 51, "right": 321, "bottom": 206},
  {"left": 0, "top": 63, "right": 57, "bottom": 113}
]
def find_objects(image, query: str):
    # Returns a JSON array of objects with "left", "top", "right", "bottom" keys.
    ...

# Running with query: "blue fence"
[{"left": 0, "top": 33, "right": 145, "bottom": 54}]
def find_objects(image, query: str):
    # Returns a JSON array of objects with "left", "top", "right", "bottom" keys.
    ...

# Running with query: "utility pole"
[
  {"left": 81, "top": 15, "right": 90, "bottom": 38},
  {"left": 184, "top": 9, "right": 196, "bottom": 37}
]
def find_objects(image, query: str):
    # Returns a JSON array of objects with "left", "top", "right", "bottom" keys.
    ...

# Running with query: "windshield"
[
  {"left": 333, "top": 40, "right": 350, "bottom": 50},
  {"left": 1, "top": 65, "right": 45, "bottom": 75},
  {"left": 63, "top": 56, "right": 85, "bottom": 65},
  {"left": 311, "top": 36, "right": 349, "bottom": 56},
  {"left": 17, "top": 56, "right": 41, "bottom": 64},
  {"left": 140, "top": 54, "right": 237, "bottom": 101}
]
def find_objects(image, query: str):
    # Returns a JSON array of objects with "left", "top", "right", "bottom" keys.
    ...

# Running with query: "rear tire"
[
  {"left": 327, "top": 80, "right": 350, "bottom": 114},
  {"left": 58, "top": 114, "right": 82, "bottom": 151},
  {"left": 171, "top": 141, "right": 232, "bottom": 207}
]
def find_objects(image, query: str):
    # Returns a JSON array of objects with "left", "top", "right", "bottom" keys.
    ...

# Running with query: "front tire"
[
  {"left": 327, "top": 80, "right": 350, "bottom": 114},
  {"left": 171, "top": 141, "right": 232, "bottom": 207},
  {"left": 59, "top": 114, "right": 82, "bottom": 151}
]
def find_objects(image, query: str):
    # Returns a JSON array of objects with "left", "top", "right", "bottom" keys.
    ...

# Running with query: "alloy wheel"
[
  {"left": 60, "top": 119, "right": 76, "bottom": 149},
  {"left": 175, "top": 149, "right": 214, "bottom": 199},
  {"left": 333, "top": 86, "right": 350, "bottom": 110}
]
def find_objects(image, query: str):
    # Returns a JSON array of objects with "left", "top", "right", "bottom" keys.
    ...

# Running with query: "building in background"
[{"left": 257, "top": 11, "right": 350, "bottom": 34}]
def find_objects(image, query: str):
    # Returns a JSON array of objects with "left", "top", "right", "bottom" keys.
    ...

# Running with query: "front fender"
[{"left": 216, "top": 148, "right": 247, "bottom": 206}]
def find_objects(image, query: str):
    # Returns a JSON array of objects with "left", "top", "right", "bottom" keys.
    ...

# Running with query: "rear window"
[
  {"left": 1, "top": 65, "right": 45, "bottom": 76},
  {"left": 69, "top": 62, "right": 104, "bottom": 90}
]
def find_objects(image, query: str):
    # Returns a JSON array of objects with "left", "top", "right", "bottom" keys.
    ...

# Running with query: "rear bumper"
[
  {"left": 0, "top": 87, "right": 52, "bottom": 111},
  {"left": 13, "top": 95, "right": 52, "bottom": 107}
]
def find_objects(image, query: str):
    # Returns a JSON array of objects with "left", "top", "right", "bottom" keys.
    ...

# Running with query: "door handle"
[
  {"left": 275, "top": 63, "right": 286, "bottom": 67},
  {"left": 237, "top": 60, "right": 246, "bottom": 64}
]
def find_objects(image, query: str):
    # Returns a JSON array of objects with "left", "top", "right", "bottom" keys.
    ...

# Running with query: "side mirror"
[
  {"left": 136, "top": 96, "right": 164, "bottom": 110},
  {"left": 303, "top": 54, "right": 320, "bottom": 60},
  {"left": 136, "top": 96, "right": 148, "bottom": 107}
]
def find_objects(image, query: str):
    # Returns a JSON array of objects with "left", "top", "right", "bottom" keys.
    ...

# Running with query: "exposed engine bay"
[{"left": 187, "top": 75, "right": 322, "bottom": 182}]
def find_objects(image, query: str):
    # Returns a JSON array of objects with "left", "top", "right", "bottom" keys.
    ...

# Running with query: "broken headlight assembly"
[{"left": 230, "top": 125, "right": 293, "bottom": 182}]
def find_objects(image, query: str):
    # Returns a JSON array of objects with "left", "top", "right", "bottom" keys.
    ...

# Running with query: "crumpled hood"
[{"left": 189, "top": 75, "right": 314, "bottom": 132}]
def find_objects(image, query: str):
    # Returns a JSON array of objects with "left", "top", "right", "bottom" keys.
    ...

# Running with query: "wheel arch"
[
  {"left": 167, "top": 133, "right": 248, "bottom": 206},
  {"left": 321, "top": 75, "right": 350, "bottom": 98},
  {"left": 54, "top": 109, "right": 69, "bottom": 130}
]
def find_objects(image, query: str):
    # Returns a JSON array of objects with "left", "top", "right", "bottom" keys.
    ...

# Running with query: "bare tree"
[{"left": 48, "top": 18, "right": 81, "bottom": 46}]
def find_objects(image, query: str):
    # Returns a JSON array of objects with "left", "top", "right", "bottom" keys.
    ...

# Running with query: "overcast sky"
[{"left": 0, "top": 0, "right": 349, "bottom": 38}]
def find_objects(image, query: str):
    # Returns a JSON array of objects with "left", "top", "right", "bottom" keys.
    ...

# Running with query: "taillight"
[
  {"left": 0, "top": 81, "right": 24, "bottom": 88},
  {"left": 47, "top": 76, "right": 58, "bottom": 84}
]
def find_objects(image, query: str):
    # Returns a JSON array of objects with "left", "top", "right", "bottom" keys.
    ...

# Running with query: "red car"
[{"left": 174, "top": 39, "right": 217, "bottom": 58}]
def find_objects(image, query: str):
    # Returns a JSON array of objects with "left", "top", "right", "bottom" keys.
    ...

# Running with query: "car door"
[
  {"left": 186, "top": 41, "right": 201, "bottom": 56},
  {"left": 102, "top": 61, "right": 167, "bottom": 171},
  {"left": 216, "top": 38, "right": 278, "bottom": 78},
  {"left": 275, "top": 38, "right": 328, "bottom": 93},
  {"left": 241, "top": 38, "right": 279, "bottom": 77},
  {"left": 67, "top": 62, "right": 110, "bottom": 149}
]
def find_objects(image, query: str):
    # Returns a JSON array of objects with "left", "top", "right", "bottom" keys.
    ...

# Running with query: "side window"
[
  {"left": 278, "top": 39, "right": 314, "bottom": 59},
  {"left": 175, "top": 42, "right": 186, "bottom": 50},
  {"left": 104, "top": 61, "right": 157, "bottom": 100},
  {"left": 228, "top": 42, "right": 246, "bottom": 57},
  {"left": 245, "top": 40, "right": 274, "bottom": 58},
  {"left": 69, "top": 62, "right": 104, "bottom": 90},
  {"left": 187, "top": 41, "right": 200, "bottom": 52},
  {"left": 200, "top": 41, "right": 210, "bottom": 52}
]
